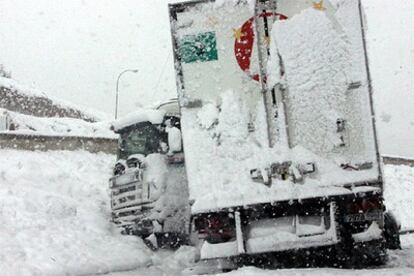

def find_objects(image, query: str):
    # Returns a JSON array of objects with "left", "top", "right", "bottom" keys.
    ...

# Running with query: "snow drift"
[{"left": 0, "top": 150, "right": 151, "bottom": 275}]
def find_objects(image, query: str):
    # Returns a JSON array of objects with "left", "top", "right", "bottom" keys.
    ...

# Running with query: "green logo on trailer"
[{"left": 179, "top": 32, "right": 218, "bottom": 63}]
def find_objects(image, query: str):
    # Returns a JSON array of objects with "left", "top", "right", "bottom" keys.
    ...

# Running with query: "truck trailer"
[{"left": 168, "top": 0, "right": 399, "bottom": 270}]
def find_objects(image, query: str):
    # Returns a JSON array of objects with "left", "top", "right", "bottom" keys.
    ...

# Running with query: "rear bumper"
[
  {"left": 192, "top": 185, "right": 381, "bottom": 215},
  {"left": 200, "top": 202, "right": 339, "bottom": 259}
]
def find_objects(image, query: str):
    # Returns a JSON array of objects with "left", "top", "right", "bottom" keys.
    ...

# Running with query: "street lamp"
[{"left": 115, "top": 69, "right": 139, "bottom": 119}]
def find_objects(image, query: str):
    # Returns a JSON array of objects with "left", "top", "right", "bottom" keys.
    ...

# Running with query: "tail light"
[
  {"left": 347, "top": 197, "right": 383, "bottom": 214},
  {"left": 361, "top": 198, "right": 382, "bottom": 211},
  {"left": 194, "top": 213, "right": 236, "bottom": 243}
]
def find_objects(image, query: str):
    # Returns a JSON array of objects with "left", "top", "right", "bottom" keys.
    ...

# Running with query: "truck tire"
[
  {"left": 336, "top": 223, "right": 387, "bottom": 268},
  {"left": 335, "top": 224, "right": 354, "bottom": 268},
  {"left": 337, "top": 240, "right": 387, "bottom": 268},
  {"left": 384, "top": 211, "right": 401, "bottom": 250},
  {"left": 352, "top": 239, "right": 387, "bottom": 267}
]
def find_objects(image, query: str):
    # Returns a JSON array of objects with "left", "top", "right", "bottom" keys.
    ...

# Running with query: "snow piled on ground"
[
  {"left": 1, "top": 149, "right": 414, "bottom": 275},
  {"left": 110, "top": 246, "right": 199, "bottom": 276},
  {"left": 0, "top": 150, "right": 152, "bottom": 275},
  {"left": 213, "top": 266, "right": 414, "bottom": 276}
]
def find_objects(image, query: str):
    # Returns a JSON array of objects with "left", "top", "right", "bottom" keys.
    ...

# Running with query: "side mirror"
[
  {"left": 167, "top": 126, "right": 182, "bottom": 154},
  {"left": 159, "top": 141, "right": 169, "bottom": 154}
]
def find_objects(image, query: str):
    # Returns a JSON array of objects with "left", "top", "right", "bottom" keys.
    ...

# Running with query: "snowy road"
[
  {"left": 0, "top": 150, "right": 152, "bottom": 275},
  {"left": 109, "top": 163, "right": 414, "bottom": 275},
  {"left": 108, "top": 235, "right": 414, "bottom": 275},
  {"left": 1, "top": 150, "right": 413, "bottom": 275}
]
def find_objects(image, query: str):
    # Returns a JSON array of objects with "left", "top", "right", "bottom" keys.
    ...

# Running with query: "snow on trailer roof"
[{"left": 111, "top": 109, "right": 166, "bottom": 132}]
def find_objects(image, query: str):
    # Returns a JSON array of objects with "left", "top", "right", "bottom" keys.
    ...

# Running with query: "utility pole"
[{"left": 115, "top": 69, "right": 139, "bottom": 119}]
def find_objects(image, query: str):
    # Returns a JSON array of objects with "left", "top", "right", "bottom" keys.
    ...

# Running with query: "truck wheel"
[
  {"left": 336, "top": 224, "right": 387, "bottom": 268},
  {"left": 155, "top": 233, "right": 189, "bottom": 249},
  {"left": 384, "top": 211, "right": 401, "bottom": 250},
  {"left": 351, "top": 239, "right": 387, "bottom": 267},
  {"left": 335, "top": 223, "right": 354, "bottom": 268}
]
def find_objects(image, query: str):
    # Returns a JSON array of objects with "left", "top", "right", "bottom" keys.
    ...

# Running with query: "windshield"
[{"left": 118, "top": 123, "right": 164, "bottom": 159}]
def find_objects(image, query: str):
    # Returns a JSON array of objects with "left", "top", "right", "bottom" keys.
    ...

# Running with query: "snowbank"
[
  {"left": 1, "top": 149, "right": 413, "bottom": 275},
  {"left": 110, "top": 246, "right": 199, "bottom": 276},
  {"left": 0, "top": 108, "right": 116, "bottom": 138},
  {"left": 0, "top": 150, "right": 151, "bottom": 275}
]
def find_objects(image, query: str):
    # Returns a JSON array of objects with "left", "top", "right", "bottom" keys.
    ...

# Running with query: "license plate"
[{"left": 344, "top": 211, "right": 382, "bottom": 223}]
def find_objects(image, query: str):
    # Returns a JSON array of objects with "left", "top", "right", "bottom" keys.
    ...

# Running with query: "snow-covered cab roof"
[{"left": 111, "top": 109, "right": 166, "bottom": 133}]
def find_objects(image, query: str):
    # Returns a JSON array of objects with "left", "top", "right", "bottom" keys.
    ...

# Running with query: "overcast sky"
[
  {"left": 0, "top": 0, "right": 181, "bottom": 117},
  {"left": 0, "top": 0, "right": 413, "bottom": 156}
]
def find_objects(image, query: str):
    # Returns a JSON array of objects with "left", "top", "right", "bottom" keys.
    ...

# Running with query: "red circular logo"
[{"left": 234, "top": 12, "right": 288, "bottom": 82}]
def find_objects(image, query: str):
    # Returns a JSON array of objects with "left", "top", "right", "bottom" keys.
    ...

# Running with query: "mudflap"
[{"left": 384, "top": 211, "right": 402, "bottom": 250}]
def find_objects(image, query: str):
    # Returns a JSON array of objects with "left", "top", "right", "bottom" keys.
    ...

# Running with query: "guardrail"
[
  {"left": 0, "top": 133, "right": 117, "bottom": 154},
  {"left": 1, "top": 132, "right": 413, "bottom": 163},
  {"left": 383, "top": 156, "right": 414, "bottom": 167}
]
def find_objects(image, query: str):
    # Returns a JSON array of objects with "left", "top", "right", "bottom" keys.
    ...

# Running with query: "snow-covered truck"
[
  {"left": 108, "top": 101, "right": 190, "bottom": 248},
  {"left": 169, "top": 0, "right": 399, "bottom": 268}
]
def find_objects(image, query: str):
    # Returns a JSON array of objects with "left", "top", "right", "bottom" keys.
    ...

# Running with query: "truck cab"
[{"left": 109, "top": 100, "right": 189, "bottom": 248}]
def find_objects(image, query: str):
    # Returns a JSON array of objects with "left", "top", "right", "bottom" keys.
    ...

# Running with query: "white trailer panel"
[{"left": 169, "top": 0, "right": 381, "bottom": 214}]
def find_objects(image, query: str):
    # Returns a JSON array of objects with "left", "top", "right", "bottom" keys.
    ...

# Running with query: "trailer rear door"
[{"left": 169, "top": 0, "right": 381, "bottom": 214}]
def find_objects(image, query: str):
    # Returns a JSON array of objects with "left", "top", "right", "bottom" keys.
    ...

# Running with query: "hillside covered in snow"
[
  {"left": 0, "top": 76, "right": 109, "bottom": 122},
  {"left": 0, "top": 108, "right": 115, "bottom": 138}
]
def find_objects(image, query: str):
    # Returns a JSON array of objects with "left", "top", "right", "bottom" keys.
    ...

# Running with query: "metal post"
[
  {"left": 358, "top": 0, "right": 383, "bottom": 184},
  {"left": 115, "top": 69, "right": 139, "bottom": 119},
  {"left": 235, "top": 211, "right": 245, "bottom": 254}
]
